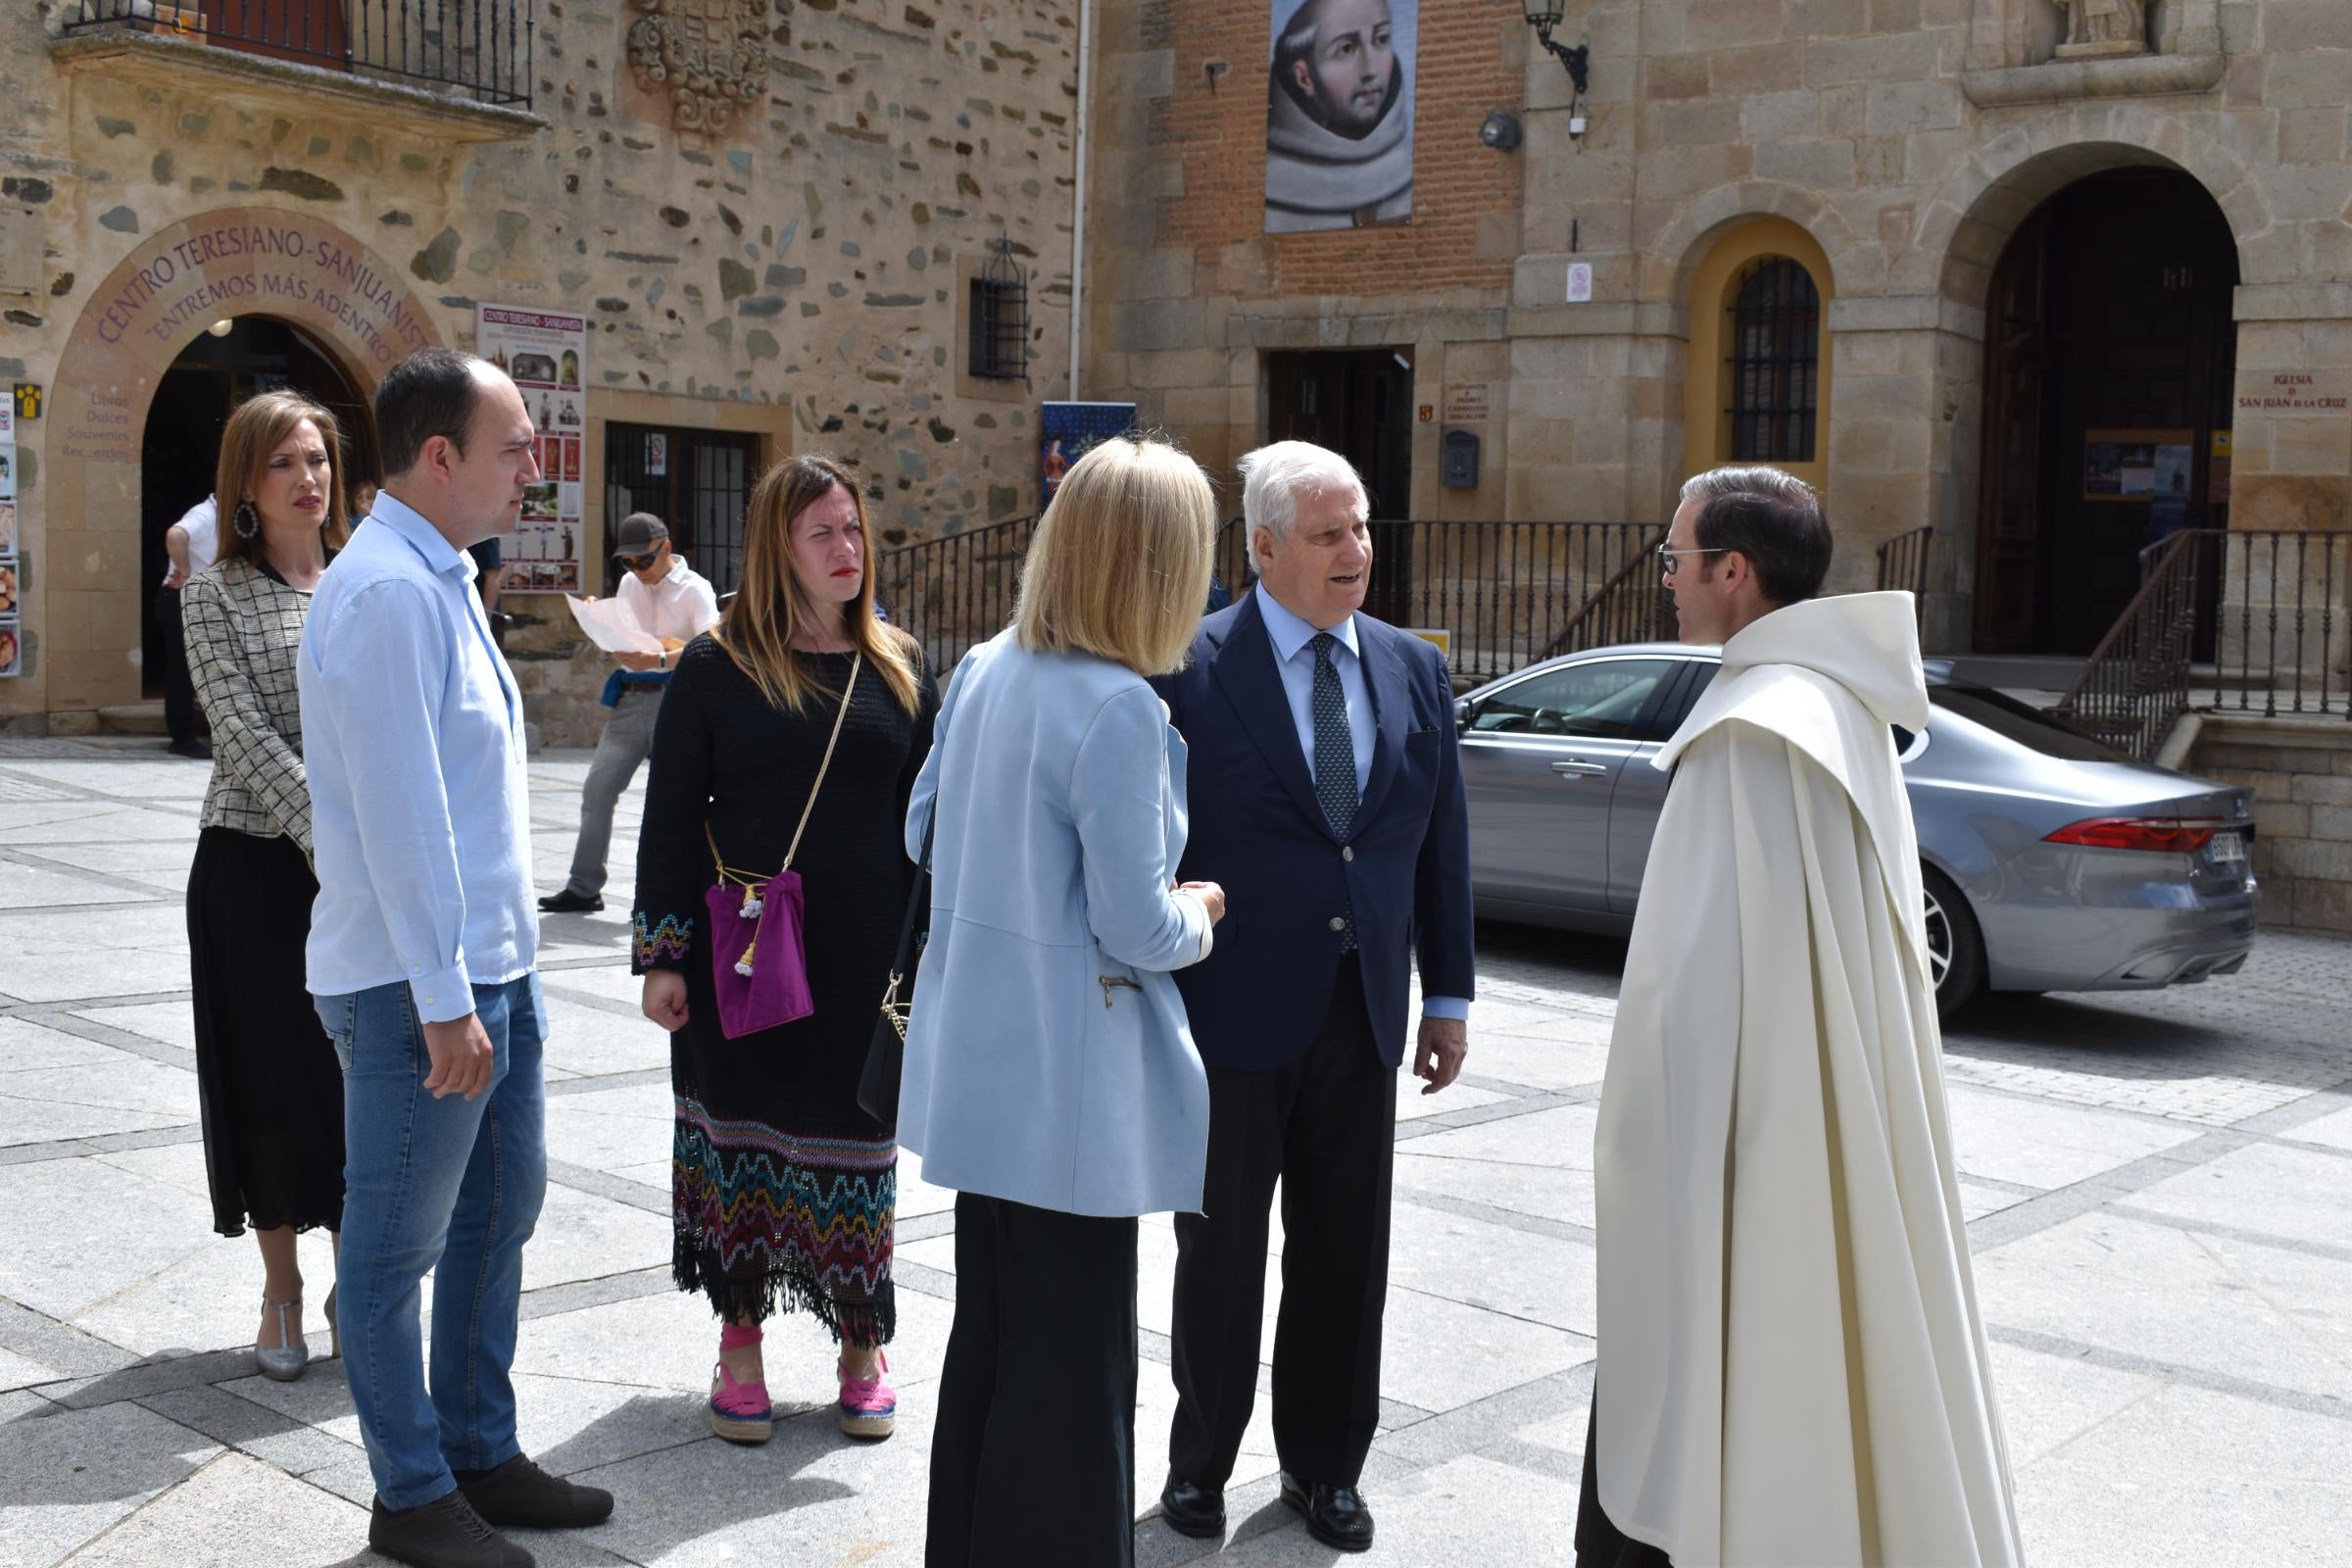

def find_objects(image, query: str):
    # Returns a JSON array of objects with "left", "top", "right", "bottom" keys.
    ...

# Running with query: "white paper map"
[{"left": 564, "top": 594, "right": 663, "bottom": 655}]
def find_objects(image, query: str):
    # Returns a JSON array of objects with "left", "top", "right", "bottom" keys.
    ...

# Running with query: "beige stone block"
[
  {"left": 1476, "top": 211, "right": 1525, "bottom": 265},
  {"left": 1852, "top": 134, "right": 1906, "bottom": 186},
  {"left": 2266, "top": 0, "right": 2352, "bottom": 50},
  {"left": 1644, "top": 54, "right": 1711, "bottom": 101},
  {"left": 1639, "top": 143, "right": 1754, "bottom": 201},
  {"left": 1643, "top": 97, "right": 1744, "bottom": 148},
  {"left": 1742, "top": 89, "right": 1822, "bottom": 142},
  {"left": 1126, "top": 348, "right": 1228, "bottom": 390},
  {"left": 1904, "top": 127, "right": 1977, "bottom": 185},
  {"left": 1865, "top": 79, "right": 1965, "bottom": 135},
  {"left": 2264, "top": 49, "right": 2352, "bottom": 110},
  {"left": 1789, "top": 0, "right": 1871, "bottom": 35},
  {"left": 1755, "top": 137, "right": 1857, "bottom": 189},
  {"left": 2291, "top": 774, "right": 2352, "bottom": 806},
  {"left": 1709, "top": 41, "right": 1809, "bottom": 96},
  {"left": 1806, "top": 29, "right": 1938, "bottom": 86},
  {"left": 1685, "top": 0, "right": 1788, "bottom": 49},
  {"left": 2269, "top": 419, "right": 2352, "bottom": 477}
]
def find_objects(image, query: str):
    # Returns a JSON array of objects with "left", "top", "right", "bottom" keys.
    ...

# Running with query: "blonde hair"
[
  {"left": 1013, "top": 435, "right": 1215, "bottom": 677},
  {"left": 213, "top": 391, "right": 355, "bottom": 565},
  {"left": 715, "top": 453, "right": 923, "bottom": 714}
]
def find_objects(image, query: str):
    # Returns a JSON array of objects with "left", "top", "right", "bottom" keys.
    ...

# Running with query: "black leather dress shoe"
[
  {"left": 1158, "top": 1475, "right": 1226, "bottom": 1539},
  {"left": 368, "top": 1493, "right": 533, "bottom": 1568},
  {"left": 537, "top": 889, "right": 604, "bottom": 913},
  {"left": 1279, "top": 1472, "right": 1374, "bottom": 1552}
]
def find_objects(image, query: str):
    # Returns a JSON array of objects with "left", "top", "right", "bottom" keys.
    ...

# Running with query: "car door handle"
[{"left": 1550, "top": 760, "right": 1610, "bottom": 777}]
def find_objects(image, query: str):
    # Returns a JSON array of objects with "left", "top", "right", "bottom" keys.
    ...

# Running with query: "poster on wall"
[
  {"left": 477, "top": 305, "right": 587, "bottom": 593},
  {"left": 0, "top": 399, "right": 18, "bottom": 678},
  {"left": 1040, "top": 402, "right": 1138, "bottom": 503},
  {"left": 2082, "top": 428, "right": 2192, "bottom": 503},
  {"left": 1265, "top": 0, "right": 1416, "bottom": 232}
]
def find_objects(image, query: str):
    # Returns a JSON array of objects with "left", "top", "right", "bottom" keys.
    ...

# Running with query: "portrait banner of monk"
[{"left": 1264, "top": 0, "right": 1416, "bottom": 232}]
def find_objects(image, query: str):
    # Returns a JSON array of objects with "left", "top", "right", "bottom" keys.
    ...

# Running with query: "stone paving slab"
[{"left": 3, "top": 745, "right": 2350, "bottom": 1566}]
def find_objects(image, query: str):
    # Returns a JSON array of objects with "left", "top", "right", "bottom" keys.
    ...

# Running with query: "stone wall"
[
  {"left": 2179, "top": 713, "right": 2352, "bottom": 931},
  {"left": 1084, "top": 0, "right": 2352, "bottom": 639},
  {"left": 0, "top": 0, "right": 1081, "bottom": 739}
]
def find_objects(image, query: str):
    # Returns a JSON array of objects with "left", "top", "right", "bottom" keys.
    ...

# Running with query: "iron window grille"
[
  {"left": 969, "top": 238, "right": 1029, "bottom": 383},
  {"left": 1726, "top": 256, "right": 1821, "bottom": 464}
]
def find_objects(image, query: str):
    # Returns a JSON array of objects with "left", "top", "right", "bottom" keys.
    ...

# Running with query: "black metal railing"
[
  {"left": 2058, "top": 527, "right": 2350, "bottom": 760},
  {"left": 2203, "top": 528, "right": 2351, "bottom": 723},
  {"left": 64, "top": 0, "right": 535, "bottom": 107},
  {"left": 878, "top": 516, "right": 1656, "bottom": 688},
  {"left": 1876, "top": 523, "right": 1935, "bottom": 631},
  {"left": 1547, "top": 525, "right": 1673, "bottom": 660},
  {"left": 2055, "top": 529, "right": 2208, "bottom": 760}
]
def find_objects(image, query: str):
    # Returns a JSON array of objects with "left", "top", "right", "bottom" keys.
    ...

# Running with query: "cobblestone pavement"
[{"left": 2, "top": 739, "right": 2348, "bottom": 1565}]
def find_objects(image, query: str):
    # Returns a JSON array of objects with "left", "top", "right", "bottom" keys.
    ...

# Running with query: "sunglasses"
[{"left": 618, "top": 553, "right": 660, "bottom": 571}]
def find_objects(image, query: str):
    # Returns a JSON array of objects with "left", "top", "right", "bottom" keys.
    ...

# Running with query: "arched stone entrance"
[{"left": 43, "top": 207, "right": 441, "bottom": 713}]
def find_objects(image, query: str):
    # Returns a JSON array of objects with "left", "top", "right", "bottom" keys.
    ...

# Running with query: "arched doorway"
[
  {"left": 38, "top": 208, "right": 440, "bottom": 716},
  {"left": 139, "top": 317, "right": 378, "bottom": 698},
  {"left": 1973, "top": 168, "right": 2239, "bottom": 655}
]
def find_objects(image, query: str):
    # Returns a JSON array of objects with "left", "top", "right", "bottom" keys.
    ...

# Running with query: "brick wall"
[{"left": 1139, "top": 0, "right": 1526, "bottom": 297}]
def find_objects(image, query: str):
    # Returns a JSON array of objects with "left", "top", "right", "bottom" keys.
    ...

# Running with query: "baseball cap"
[{"left": 612, "top": 514, "right": 670, "bottom": 557}]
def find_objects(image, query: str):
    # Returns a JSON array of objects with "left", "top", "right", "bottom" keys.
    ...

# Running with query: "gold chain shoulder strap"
[{"left": 706, "top": 649, "right": 863, "bottom": 886}]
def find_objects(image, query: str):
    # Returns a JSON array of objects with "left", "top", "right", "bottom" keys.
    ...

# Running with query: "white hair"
[{"left": 1238, "top": 441, "right": 1369, "bottom": 554}]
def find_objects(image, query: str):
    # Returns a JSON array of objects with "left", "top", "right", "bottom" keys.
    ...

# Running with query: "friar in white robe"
[{"left": 1583, "top": 467, "right": 2025, "bottom": 1568}]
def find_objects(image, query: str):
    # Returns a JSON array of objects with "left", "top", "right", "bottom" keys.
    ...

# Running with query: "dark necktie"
[{"left": 1310, "top": 632, "right": 1358, "bottom": 952}]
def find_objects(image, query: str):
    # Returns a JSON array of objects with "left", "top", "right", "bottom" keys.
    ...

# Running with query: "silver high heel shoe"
[{"left": 256, "top": 1294, "right": 310, "bottom": 1382}]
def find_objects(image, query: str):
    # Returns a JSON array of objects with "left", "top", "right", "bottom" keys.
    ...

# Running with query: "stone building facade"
[
  {"left": 1082, "top": 0, "right": 2352, "bottom": 665},
  {"left": 0, "top": 0, "right": 1078, "bottom": 742}
]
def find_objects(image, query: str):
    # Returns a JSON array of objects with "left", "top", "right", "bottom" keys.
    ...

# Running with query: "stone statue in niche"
[
  {"left": 2054, "top": 0, "right": 2149, "bottom": 58},
  {"left": 626, "top": 0, "right": 771, "bottom": 135}
]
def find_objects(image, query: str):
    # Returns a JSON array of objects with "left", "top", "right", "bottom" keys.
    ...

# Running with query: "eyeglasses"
[
  {"left": 618, "top": 553, "right": 660, "bottom": 571},
  {"left": 1655, "top": 543, "right": 1731, "bottom": 577}
]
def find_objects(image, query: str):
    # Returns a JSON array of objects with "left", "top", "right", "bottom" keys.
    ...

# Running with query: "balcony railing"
[{"left": 63, "top": 0, "right": 535, "bottom": 107}]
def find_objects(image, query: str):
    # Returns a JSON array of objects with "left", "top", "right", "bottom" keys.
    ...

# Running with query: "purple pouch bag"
[{"left": 705, "top": 872, "right": 813, "bottom": 1039}]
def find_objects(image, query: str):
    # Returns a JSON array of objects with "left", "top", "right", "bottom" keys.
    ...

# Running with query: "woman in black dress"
[
  {"left": 634, "top": 453, "right": 938, "bottom": 1445},
  {"left": 181, "top": 390, "right": 352, "bottom": 1380}
]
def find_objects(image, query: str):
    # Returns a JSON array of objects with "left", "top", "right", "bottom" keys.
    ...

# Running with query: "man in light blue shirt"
[{"left": 301, "top": 348, "right": 612, "bottom": 1568}]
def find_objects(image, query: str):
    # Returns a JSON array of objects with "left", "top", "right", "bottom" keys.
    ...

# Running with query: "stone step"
[{"left": 96, "top": 701, "right": 168, "bottom": 735}]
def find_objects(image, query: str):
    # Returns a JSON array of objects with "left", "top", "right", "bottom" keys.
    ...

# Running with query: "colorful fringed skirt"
[{"left": 670, "top": 1091, "right": 898, "bottom": 1347}]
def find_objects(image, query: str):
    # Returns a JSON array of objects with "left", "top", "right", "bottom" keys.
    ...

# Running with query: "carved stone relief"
[
  {"left": 2054, "top": 0, "right": 2149, "bottom": 59},
  {"left": 626, "top": 0, "right": 771, "bottom": 135}
]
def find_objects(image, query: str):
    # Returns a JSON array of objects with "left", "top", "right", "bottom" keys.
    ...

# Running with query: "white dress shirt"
[
  {"left": 617, "top": 553, "right": 721, "bottom": 649},
  {"left": 165, "top": 496, "right": 220, "bottom": 584},
  {"left": 1252, "top": 584, "right": 1468, "bottom": 1022},
  {"left": 298, "top": 494, "right": 536, "bottom": 1021}
]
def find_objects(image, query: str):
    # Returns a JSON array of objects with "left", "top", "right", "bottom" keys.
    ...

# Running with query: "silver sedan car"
[{"left": 1457, "top": 644, "right": 2259, "bottom": 1015}]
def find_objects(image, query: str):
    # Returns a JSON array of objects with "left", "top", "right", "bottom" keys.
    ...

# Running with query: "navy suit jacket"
[{"left": 1152, "top": 592, "right": 1475, "bottom": 1071}]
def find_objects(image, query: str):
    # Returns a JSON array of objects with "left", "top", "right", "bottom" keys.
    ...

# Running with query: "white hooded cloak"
[{"left": 1592, "top": 592, "right": 2025, "bottom": 1567}]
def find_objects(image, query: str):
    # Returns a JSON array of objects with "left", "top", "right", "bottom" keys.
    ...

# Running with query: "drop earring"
[{"left": 233, "top": 497, "right": 261, "bottom": 540}]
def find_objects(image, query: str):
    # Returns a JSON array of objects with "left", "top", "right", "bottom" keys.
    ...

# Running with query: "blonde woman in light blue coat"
[{"left": 904, "top": 435, "right": 1225, "bottom": 1568}]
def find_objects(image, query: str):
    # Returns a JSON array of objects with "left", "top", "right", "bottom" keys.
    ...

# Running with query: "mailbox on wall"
[{"left": 1442, "top": 428, "right": 1480, "bottom": 488}]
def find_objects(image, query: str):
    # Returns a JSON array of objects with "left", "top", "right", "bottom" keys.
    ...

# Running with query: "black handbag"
[{"left": 858, "top": 816, "right": 933, "bottom": 1126}]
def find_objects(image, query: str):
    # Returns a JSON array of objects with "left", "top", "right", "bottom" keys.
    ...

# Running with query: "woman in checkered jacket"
[{"left": 180, "top": 390, "right": 354, "bottom": 1384}]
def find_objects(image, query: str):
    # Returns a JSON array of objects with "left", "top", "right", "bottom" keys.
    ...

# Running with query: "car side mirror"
[{"left": 1455, "top": 697, "right": 1476, "bottom": 735}]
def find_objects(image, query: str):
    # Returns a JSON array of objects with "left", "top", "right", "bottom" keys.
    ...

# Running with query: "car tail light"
[{"left": 2043, "top": 816, "right": 2220, "bottom": 854}]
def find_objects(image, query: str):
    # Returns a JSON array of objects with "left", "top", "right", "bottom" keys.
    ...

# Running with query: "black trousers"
[
  {"left": 1168, "top": 956, "right": 1396, "bottom": 1489},
  {"left": 927, "top": 1192, "right": 1139, "bottom": 1568},
  {"left": 153, "top": 584, "right": 198, "bottom": 743}
]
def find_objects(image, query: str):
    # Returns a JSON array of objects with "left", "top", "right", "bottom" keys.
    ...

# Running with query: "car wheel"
[{"left": 1921, "top": 865, "right": 1984, "bottom": 1019}]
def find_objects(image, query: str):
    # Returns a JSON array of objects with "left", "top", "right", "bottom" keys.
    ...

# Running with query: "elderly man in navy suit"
[{"left": 1152, "top": 440, "right": 1475, "bottom": 1553}]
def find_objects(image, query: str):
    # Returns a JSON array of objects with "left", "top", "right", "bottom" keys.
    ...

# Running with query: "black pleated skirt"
[{"left": 187, "top": 826, "right": 346, "bottom": 1237}]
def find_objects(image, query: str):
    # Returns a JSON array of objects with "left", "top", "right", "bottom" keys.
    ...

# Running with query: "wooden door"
[
  {"left": 1266, "top": 349, "right": 1416, "bottom": 621},
  {"left": 1973, "top": 207, "right": 2051, "bottom": 654}
]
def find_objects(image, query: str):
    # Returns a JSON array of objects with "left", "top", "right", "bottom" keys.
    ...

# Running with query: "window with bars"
[
  {"left": 602, "top": 423, "right": 762, "bottom": 597},
  {"left": 1726, "top": 257, "right": 1821, "bottom": 464},
  {"left": 968, "top": 240, "right": 1029, "bottom": 382}
]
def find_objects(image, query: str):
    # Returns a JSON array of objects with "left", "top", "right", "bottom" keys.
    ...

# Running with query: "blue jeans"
[{"left": 316, "top": 974, "right": 548, "bottom": 1509}]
